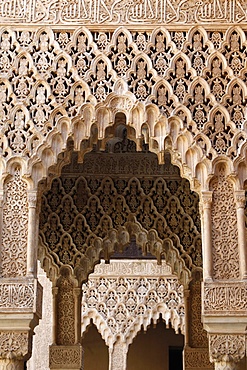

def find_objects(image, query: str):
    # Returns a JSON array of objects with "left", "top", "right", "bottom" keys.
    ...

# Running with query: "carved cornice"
[
  {"left": 0, "top": 0, "right": 247, "bottom": 27},
  {"left": 209, "top": 334, "right": 246, "bottom": 363}
]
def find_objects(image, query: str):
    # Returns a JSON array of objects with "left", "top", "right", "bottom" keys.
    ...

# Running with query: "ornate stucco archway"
[{"left": 0, "top": 4, "right": 247, "bottom": 370}]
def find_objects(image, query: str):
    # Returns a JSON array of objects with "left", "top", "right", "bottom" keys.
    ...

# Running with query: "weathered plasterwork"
[{"left": 0, "top": 0, "right": 247, "bottom": 26}]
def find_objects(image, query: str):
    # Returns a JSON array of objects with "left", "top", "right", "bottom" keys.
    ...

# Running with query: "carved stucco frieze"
[
  {"left": 49, "top": 345, "right": 83, "bottom": 369},
  {"left": 81, "top": 260, "right": 185, "bottom": 347},
  {"left": 0, "top": 0, "right": 247, "bottom": 25},
  {"left": 2, "top": 169, "right": 28, "bottom": 277},
  {"left": 209, "top": 334, "right": 246, "bottom": 364},
  {"left": 203, "top": 282, "right": 247, "bottom": 314}
]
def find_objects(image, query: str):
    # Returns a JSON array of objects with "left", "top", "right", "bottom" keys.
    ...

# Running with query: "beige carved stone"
[
  {"left": 0, "top": 3, "right": 247, "bottom": 370},
  {"left": 81, "top": 260, "right": 185, "bottom": 348},
  {"left": 49, "top": 344, "right": 83, "bottom": 370},
  {"left": 209, "top": 334, "right": 246, "bottom": 363},
  {"left": 184, "top": 347, "right": 213, "bottom": 370}
]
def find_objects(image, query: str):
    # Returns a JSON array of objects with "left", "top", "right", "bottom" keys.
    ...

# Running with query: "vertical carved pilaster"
[
  {"left": 200, "top": 191, "right": 213, "bottom": 281},
  {"left": 109, "top": 341, "right": 128, "bottom": 370},
  {"left": 211, "top": 168, "right": 240, "bottom": 280},
  {"left": 50, "top": 268, "right": 83, "bottom": 369},
  {"left": 235, "top": 191, "right": 247, "bottom": 280},
  {"left": 2, "top": 169, "right": 28, "bottom": 277}
]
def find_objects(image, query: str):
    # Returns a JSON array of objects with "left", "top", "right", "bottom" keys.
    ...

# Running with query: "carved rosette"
[
  {"left": 49, "top": 345, "right": 83, "bottom": 369},
  {"left": 209, "top": 334, "right": 246, "bottom": 363}
]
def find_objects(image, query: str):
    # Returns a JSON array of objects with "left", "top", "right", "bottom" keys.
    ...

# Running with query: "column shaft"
[
  {"left": 235, "top": 192, "right": 247, "bottom": 280},
  {"left": 201, "top": 192, "right": 213, "bottom": 281},
  {"left": 109, "top": 342, "right": 128, "bottom": 370}
]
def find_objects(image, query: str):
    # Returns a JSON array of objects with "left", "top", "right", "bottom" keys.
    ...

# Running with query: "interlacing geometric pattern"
[
  {"left": 81, "top": 260, "right": 185, "bottom": 347},
  {"left": 0, "top": 26, "right": 246, "bottom": 166},
  {"left": 39, "top": 150, "right": 201, "bottom": 276}
]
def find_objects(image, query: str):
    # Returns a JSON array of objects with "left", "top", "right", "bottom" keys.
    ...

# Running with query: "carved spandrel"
[{"left": 1, "top": 0, "right": 247, "bottom": 25}]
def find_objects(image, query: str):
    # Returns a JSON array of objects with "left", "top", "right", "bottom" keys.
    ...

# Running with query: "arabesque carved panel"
[
  {"left": 2, "top": 169, "right": 28, "bottom": 277},
  {"left": 49, "top": 345, "right": 83, "bottom": 369},
  {"left": 0, "top": 26, "right": 245, "bottom": 166},
  {"left": 81, "top": 260, "right": 185, "bottom": 345},
  {"left": 203, "top": 282, "right": 247, "bottom": 314},
  {"left": 40, "top": 151, "right": 201, "bottom": 273},
  {"left": 211, "top": 167, "right": 239, "bottom": 280}
]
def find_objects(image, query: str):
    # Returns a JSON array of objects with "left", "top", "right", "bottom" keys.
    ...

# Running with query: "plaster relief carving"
[
  {"left": 49, "top": 345, "right": 83, "bottom": 369},
  {"left": 0, "top": 26, "right": 245, "bottom": 177},
  {"left": 0, "top": 331, "right": 29, "bottom": 359},
  {"left": 211, "top": 167, "right": 239, "bottom": 280},
  {"left": 203, "top": 282, "right": 247, "bottom": 314},
  {"left": 0, "top": 283, "right": 34, "bottom": 309},
  {"left": 2, "top": 169, "right": 28, "bottom": 277},
  {"left": 184, "top": 348, "right": 213, "bottom": 369},
  {"left": 39, "top": 151, "right": 200, "bottom": 280},
  {"left": 209, "top": 334, "right": 246, "bottom": 363},
  {"left": 81, "top": 260, "right": 185, "bottom": 346},
  {"left": 1, "top": 1, "right": 247, "bottom": 25}
]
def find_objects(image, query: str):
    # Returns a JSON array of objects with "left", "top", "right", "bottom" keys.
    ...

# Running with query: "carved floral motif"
[
  {"left": 209, "top": 334, "right": 246, "bottom": 363},
  {"left": 49, "top": 345, "right": 83, "bottom": 368},
  {"left": 211, "top": 168, "right": 239, "bottom": 280},
  {"left": 184, "top": 348, "right": 213, "bottom": 369},
  {"left": 81, "top": 260, "right": 185, "bottom": 344},
  {"left": 2, "top": 169, "right": 28, "bottom": 277},
  {"left": 0, "top": 26, "right": 245, "bottom": 161},
  {"left": 40, "top": 151, "right": 201, "bottom": 274},
  {"left": 0, "top": 331, "right": 29, "bottom": 359}
]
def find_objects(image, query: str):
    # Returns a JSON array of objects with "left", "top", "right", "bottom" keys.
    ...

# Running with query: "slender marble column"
[
  {"left": 52, "top": 287, "right": 58, "bottom": 345},
  {"left": 235, "top": 191, "right": 247, "bottom": 280},
  {"left": 73, "top": 287, "right": 82, "bottom": 344},
  {"left": 109, "top": 341, "right": 128, "bottom": 370},
  {"left": 27, "top": 191, "right": 38, "bottom": 276},
  {"left": 200, "top": 192, "right": 213, "bottom": 281},
  {"left": 183, "top": 289, "right": 190, "bottom": 347}
]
